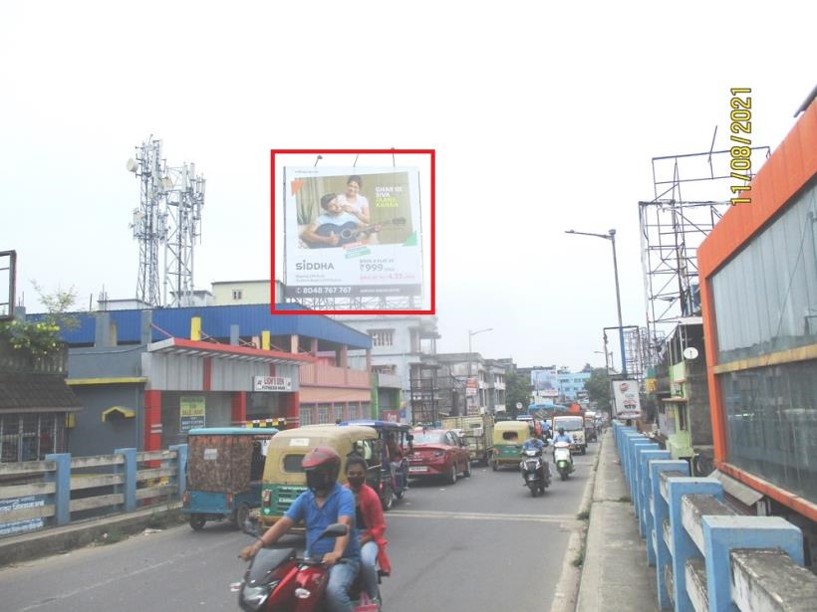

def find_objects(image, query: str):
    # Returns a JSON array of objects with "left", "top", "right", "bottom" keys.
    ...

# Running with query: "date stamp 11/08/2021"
[{"left": 729, "top": 88, "right": 753, "bottom": 206}]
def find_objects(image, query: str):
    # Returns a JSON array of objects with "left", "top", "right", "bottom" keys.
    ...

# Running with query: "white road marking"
[{"left": 387, "top": 509, "right": 575, "bottom": 523}]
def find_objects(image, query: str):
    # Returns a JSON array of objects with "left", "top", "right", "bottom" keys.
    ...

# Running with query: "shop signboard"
[{"left": 253, "top": 376, "right": 293, "bottom": 392}]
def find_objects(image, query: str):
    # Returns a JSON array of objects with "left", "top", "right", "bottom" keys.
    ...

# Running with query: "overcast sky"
[{"left": 3, "top": 1, "right": 816, "bottom": 372}]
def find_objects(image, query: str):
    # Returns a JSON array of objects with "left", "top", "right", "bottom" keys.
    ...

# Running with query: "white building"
[{"left": 336, "top": 315, "right": 440, "bottom": 411}]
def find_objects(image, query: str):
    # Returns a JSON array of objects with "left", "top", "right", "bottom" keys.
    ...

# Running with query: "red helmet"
[{"left": 302, "top": 447, "right": 341, "bottom": 493}]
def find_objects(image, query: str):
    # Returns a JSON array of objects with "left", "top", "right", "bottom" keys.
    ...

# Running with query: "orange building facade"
[{"left": 699, "top": 99, "right": 817, "bottom": 524}]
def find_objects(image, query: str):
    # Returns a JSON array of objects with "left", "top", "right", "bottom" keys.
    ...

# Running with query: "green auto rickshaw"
[{"left": 491, "top": 420, "right": 531, "bottom": 471}]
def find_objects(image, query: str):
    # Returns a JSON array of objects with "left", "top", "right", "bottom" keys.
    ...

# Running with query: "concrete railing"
[
  {"left": 0, "top": 445, "right": 188, "bottom": 538},
  {"left": 614, "top": 423, "right": 817, "bottom": 611}
]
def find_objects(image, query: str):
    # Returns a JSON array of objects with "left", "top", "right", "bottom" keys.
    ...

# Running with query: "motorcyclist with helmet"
[
  {"left": 552, "top": 427, "right": 576, "bottom": 472},
  {"left": 552, "top": 426, "right": 574, "bottom": 445},
  {"left": 239, "top": 447, "right": 361, "bottom": 612}
]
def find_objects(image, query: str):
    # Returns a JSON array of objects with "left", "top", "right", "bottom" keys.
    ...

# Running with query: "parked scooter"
[
  {"left": 553, "top": 441, "right": 574, "bottom": 481},
  {"left": 519, "top": 440, "right": 551, "bottom": 497},
  {"left": 232, "top": 521, "right": 382, "bottom": 611}
]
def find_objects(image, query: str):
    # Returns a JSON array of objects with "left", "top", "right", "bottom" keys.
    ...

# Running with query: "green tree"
[
  {"left": 31, "top": 281, "right": 80, "bottom": 330},
  {"left": 584, "top": 367, "right": 611, "bottom": 413},
  {"left": 505, "top": 369, "right": 532, "bottom": 416},
  {"left": 0, "top": 283, "right": 80, "bottom": 358}
]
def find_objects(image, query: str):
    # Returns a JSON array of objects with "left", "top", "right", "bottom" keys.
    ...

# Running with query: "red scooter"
[{"left": 232, "top": 522, "right": 382, "bottom": 611}]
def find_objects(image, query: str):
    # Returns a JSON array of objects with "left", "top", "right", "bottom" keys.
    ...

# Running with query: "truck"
[{"left": 441, "top": 414, "right": 494, "bottom": 465}]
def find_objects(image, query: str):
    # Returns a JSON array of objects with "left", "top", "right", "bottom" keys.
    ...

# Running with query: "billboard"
[
  {"left": 531, "top": 369, "right": 559, "bottom": 398},
  {"left": 282, "top": 167, "right": 423, "bottom": 299},
  {"left": 612, "top": 379, "right": 642, "bottom": 420}
]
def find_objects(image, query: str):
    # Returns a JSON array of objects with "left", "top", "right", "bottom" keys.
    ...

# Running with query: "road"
[{"left": 0, "top": 443, "right": 597, "bottom": 611}]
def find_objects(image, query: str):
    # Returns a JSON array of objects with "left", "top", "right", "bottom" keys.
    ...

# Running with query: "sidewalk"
[{"left": 576, "top": 429, "right": 658, "bottom": 611}]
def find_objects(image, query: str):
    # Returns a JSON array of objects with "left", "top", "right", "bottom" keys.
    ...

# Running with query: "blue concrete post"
[
  {"left": 625, "top": 434, "right": 648, "bottom": 494},
  {"left": 635, "top": 442, "right": 667, "bottom": 538},
  {"left": 170, "top": 444, "right": 188, "bottom": 499},
  {"left": 622, "top": 433, "right": 642, "bottom": 494},
  {"left": 666, "top": 477, "right": 723, "bottom": 612},
  {"left": 45, "top": 453, "right": 71, "bottom": 526},
  {"left": 114, "top": 448, "right": 137, "bottom": 512},
  {"left": 614, "top": 424, "right": 626, "bottom": 463},
  {"left": 616, "top": 426, "right": 635, "bottom": 488},
  {"left": 621, "top": 431, "right": 639, "bottom": 483},
  {"left": 629, "top": 439, "right": 654, "bottom": 520},
  {"left": 703, "top": 515, "right": 804, "bottom": 612},
  {"left": 650, "top": 460, "right": 689, "bottom": 610},
  {"left": 638, "top": 449, "right": 670, "bottom": 560}
]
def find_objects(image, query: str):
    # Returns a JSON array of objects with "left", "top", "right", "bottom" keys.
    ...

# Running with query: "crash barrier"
[
  {"left": 0, "top": 445, "right": 188, "bottom": 537},
  {"left": 613, "top": 423, "right": 817, "bottom": 611}
]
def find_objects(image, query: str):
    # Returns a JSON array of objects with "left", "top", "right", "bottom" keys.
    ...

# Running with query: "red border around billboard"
[{"left": 270, "top": 149, "right": 435, "bottom": 316}]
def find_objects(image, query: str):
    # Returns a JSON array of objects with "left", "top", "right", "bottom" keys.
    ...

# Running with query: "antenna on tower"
[
  {"left": 128, "top": 137, "right": 205, "bottom": 308},
  {"left": 163, "top": 159, "right": 205, "bottom": 307},
  {"left": 128, "top": 136, "right": 167, "bottom": 307}
]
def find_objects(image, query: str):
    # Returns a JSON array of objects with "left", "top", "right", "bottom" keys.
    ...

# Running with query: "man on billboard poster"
[{"left": 300, "top": 192, "right": 374, "bottom": 249}]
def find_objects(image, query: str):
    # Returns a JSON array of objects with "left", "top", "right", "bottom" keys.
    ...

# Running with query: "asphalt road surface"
[{"left": 0, "top": 443, "right": 597, "bottom": 611}]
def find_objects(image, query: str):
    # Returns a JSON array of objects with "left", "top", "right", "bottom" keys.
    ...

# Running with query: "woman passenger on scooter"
[{"left": 345, "top": 456, "right": 391, "bottom": 605}]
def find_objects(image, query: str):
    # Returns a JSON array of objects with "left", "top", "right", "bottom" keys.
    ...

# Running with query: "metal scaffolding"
[
  {"left": 640, "top": 144, "right": 770, "bottom": 365},
  {"left": 604, "top": 325, "right": 647, "bottom": 381}
]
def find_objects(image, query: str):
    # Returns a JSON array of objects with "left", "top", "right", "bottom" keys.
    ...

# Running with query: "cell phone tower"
[
  {"left": 127, "top": 137, "right": 205, "bottom": 308},
  {"left": 162, "top": 160, "right": 205, "bottom": 307},
  {"left": 127, "top": 136, "right": 167, "bottom": 308}
]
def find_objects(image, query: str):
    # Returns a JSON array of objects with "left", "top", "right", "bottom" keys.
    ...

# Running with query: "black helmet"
[
  {"left": 302, "top": 447, "right": 341, "bottom": 494},
  {"left": 558, "top": 427, "right": 565, "bottom": 435}
]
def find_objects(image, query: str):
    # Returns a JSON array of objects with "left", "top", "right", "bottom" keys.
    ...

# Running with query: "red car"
[{"left": 407, "top": 429, "right": 471, "bottom": 484}]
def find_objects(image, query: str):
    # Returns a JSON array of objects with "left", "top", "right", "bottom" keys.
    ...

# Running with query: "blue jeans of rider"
[
  {"left": 360, "top": 541, "right": 379, "bottom": 599},
  {"left": 326, "top": 558, "right": 361, "bottom": 612}
]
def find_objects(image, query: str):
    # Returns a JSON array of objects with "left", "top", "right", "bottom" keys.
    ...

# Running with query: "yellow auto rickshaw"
[
  {"left": 259, "top": 424, "right": 383, "bottom": 525},
  {"left": 491, "top": 420, "right": 532, "bottom": 471}
]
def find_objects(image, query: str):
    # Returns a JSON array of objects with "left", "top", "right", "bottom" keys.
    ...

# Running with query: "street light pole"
[
  {"left": 608, "top": 230, "right": 627, "bottom": 377},
  {"left": 565, "top": 229, "right": 628, "bottom": 377}
]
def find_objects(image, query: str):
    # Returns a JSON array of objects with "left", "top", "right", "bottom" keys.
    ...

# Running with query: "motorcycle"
[
  {"left": 232, "top": 521, "right": 382, "bottom": 611},
  {"left": 519, "top": 444, "right": 551, "bottom": 497},
  {"left": 553, "top": 441, "right": 573, "bottom": 481}
]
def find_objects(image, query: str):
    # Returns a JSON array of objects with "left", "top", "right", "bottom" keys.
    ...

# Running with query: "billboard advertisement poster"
[
  {"left": 612, "top": 379, "right": 642, "bottom": 420},
  {"left": 282, "top": 166, "right": 423, "bottom": 299},
  {"left": 180, "top": 396, "right": 206, "bottom": 432},
  {"left": 531, "top": 369, "right": 559, "bottom": 397}
]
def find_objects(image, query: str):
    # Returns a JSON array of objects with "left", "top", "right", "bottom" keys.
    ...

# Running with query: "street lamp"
[
  {"left": 565, "top": 229, "right": 627, "bottom": 377},
  {"left": 594, "top": 350, "right": 612, "bottom": 372},
  {"left": 467, "top": 328, "right": 493, "bottom": 414}
]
